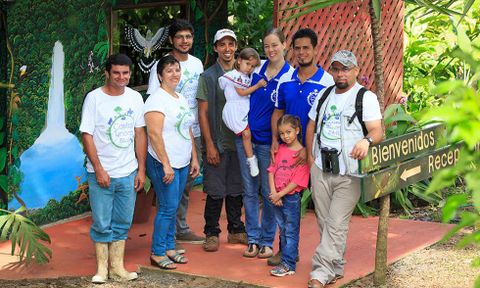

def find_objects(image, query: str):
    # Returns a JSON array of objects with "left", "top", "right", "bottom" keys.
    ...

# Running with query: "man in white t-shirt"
[
  {"left": 80, "top": 54, "right": 147, "bottom": 283},
  {"left": 147, "top": 19, "right": 205, "bottom": 247},
  {"left": 305, "top": 51, "right": 384, "bottom": 288}
]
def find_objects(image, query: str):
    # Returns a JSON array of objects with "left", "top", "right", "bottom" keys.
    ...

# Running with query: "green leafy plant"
[
  {"left": 227, "top": 0, "right": 274, "bottom": 52},
  {"left": 421, "top": 23, "right": 480, "bottom": 287},
  {"left": 0, "top": 206, "right": 52, "bottom": 265}
]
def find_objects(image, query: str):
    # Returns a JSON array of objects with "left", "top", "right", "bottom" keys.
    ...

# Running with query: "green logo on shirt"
[{"left": 107, "top": 106, "right": 135, "bottom": 149}]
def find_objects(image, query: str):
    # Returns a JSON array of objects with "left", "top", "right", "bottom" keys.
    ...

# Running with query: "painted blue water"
[{"left": 9, "top": 136, "right": 86, "bottom": 209}]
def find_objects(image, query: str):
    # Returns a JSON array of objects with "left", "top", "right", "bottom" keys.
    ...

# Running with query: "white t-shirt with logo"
[
  {"left": 80, "top": 87, "right": 145, "bottom": 178},
  {"left": 144, "top": 87, "right": 194, "bottom": 169},
  {"left": 308, "top": 82, "right": 382, "bottom": 174},
  {"left": 147, "top": 55, "right": 204, "bottom": 137}
]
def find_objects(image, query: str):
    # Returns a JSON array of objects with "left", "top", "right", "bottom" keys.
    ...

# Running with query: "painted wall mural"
[
  {"left": 9, "top": 41, "right": 86, "bottom": 209},
  {"left": 5, "top": 0, "right": 105, "bottom": 224}
]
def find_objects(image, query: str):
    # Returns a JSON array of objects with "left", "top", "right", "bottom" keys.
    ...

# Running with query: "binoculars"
[{"left": 321, "top": 147, "right": 340, "bottom": 174}]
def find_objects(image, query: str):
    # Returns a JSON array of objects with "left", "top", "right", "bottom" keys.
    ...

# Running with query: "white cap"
[{"left": 213, "top": 29, "right": 237, "bottom": 44}]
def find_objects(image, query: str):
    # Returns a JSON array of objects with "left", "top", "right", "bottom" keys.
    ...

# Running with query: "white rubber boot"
[
  {"left": 108, "top": 240, "right": 138, "bottom": 281},
  {"left": 91, "top": 242, "right": 108, "bottom": 284}
]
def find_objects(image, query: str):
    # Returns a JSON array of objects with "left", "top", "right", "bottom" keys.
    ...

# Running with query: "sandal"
[
  {"left": 150, "top": 256, "right": 176, "bottom": 270},
  {"left": 167, "top": 251, "right": 188, "bottom": 264}
]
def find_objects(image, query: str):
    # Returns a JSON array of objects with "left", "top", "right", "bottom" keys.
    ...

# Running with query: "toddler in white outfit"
[{"left": 219, "top": 48, "right": 266, "bottom": 176}]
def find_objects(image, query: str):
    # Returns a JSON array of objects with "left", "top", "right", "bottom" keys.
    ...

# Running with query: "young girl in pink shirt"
[{"left": 268, "top": 114, "right": 310, "bottom": 277}]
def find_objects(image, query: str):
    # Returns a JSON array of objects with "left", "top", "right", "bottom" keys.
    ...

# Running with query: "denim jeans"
[
  {"left": 274, "top": 193, "right": 301, "bottom": 271},
  {"left": 88, "top": 171, "right": 137, "bottom": 243},
  {"left": 176, "top": 137, "right": 201, "bottom": 236},
  {"left": 235, "top": 138, "right": 276, "bottom": 247},
  {"left": 147, "top": 154, "right": 189, "bottom": 256}
]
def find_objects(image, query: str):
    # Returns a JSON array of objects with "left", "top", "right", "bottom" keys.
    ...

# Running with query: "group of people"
[{"left": 80, "top": 17, "right": 383, "bottom": 288}]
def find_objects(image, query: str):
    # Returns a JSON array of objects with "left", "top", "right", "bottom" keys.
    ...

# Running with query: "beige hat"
[{"left": 331, "top": 50, "right": 358, "bottom": 67}]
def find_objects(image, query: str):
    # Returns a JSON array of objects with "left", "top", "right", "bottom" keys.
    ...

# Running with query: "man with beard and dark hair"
[
  {"left": 304, "top": 50, "right": 383, "bottom": 288},
  {"left": 147, "top": 18, "right": 205, "bottom": 250},
  {"left": 271, "top": 28, "right": 334, "bottom": 159},
  {"left": 267, "top": 27, "right": 334, "bottom": 267}
]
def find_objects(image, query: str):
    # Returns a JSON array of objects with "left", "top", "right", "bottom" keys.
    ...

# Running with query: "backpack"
[{"left": 314, "top": 85, "right": 368, "bottom": 137}]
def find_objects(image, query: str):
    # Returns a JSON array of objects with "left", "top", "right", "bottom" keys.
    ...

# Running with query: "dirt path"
[{"left": 0, "top": 220, "right": 477, "bottom": 288}]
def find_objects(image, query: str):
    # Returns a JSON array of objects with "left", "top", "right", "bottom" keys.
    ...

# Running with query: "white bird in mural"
[{"left": 125, "top": 25, "right": 169, "bottom": 58}]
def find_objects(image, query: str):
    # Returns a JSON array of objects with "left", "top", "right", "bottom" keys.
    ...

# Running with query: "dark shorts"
[{"left": 203, "top": 150, "right": 243, "bottom": 200}]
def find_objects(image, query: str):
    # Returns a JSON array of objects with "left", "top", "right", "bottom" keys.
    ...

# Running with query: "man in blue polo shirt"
[{"left": 271, "top": 28, "right": 334, "bottom": 159}]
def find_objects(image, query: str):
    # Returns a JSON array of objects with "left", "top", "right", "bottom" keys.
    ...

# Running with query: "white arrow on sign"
[{"left": 400, "top": 166, "right": 422, "bottom": 181}]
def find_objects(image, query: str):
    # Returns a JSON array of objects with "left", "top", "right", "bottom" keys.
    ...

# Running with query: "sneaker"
[
  {"left": 258, "top": 246, "right": 273, "bottom": 258},
  {"left": 227, "top": 232, "right": 248, "bottom": 245},
  {"left": 243, "top": 243, "right": 259, "bottom": 258},
  {"left": 176, "top": 231, "right": 205, "bottom": 244},
  {"left": 175, "top": 242, "right": 186, "bottom": 254},
  {"left": 270, "top": 263, "right": 295, "bottom": 277},
  {"left": 203, "top": 235, "right": 219, "bottom": 252},
  {"left": 267, "top": 251, "right": 300, "bottom": 266},
  {"left": 246, "top": 156, "right": 259, "bottom": 177}
]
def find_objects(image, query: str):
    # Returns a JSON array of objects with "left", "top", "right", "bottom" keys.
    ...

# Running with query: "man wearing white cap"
[
  {"left": 305, "top": 50, "right": 383, "bottom": 287},
  {"left": 197, "top": 28, "right": 248, "bottom": 252}
]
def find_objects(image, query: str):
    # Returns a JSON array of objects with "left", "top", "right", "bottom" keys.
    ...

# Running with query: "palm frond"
[{"left": 0, "top": 206, "right": 52, "bottom": 265}]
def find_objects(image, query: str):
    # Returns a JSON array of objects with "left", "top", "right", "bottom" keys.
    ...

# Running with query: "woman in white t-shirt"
[{"left": 144, "top": 55, "right": 199, "bottom": 270}]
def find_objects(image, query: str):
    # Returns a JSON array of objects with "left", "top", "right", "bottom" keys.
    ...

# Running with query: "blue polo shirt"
[
  {"left": 249, "top": 60, "right": 294, "bottom": 145},
  {"left": 275, "top": 66, "right": 334, "bottom": 144}
]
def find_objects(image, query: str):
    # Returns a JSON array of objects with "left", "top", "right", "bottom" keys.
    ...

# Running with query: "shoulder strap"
[
  {"left": 314, "top": 85, "right": 335, "bottom": 129},
  {"left": 348, "top": 87, "right": 368, "bottom": 136}
]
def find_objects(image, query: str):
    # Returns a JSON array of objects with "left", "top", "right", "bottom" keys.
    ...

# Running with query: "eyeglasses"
[
  {"left": 174, "top": 34, "right": 193, "bottom": 40},
  {"left": 329, "top": 66, "right": 354, "bottom": 74}
]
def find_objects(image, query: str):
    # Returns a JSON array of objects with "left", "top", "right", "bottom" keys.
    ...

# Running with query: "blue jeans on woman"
[
  {"left": 147, "top": 153, "right": 189, "bottom": 256},
  {"left": 274, "top": 192, "right": 301, "bottom": 271},
  {"left": 88, "top": 171, "right": 137, "bottom": 243},
  {"left": 235, "top": 138, "right": 276, "bottom": 248}
]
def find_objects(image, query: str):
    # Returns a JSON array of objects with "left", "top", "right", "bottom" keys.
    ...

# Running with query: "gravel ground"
[
  {"left": 0, "top": 267, "right": 264, "bottom": 288},
  {"left": 344, "top": 229, "right": 479, "bottom": 288}
]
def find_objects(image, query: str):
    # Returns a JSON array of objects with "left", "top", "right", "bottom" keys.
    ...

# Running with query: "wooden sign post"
[{"left": 356, "top": 124, "right": 462, "bottom": 282}]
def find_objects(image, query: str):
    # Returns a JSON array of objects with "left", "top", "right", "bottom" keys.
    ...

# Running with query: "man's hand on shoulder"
[{"left": 293, "top": 147, "right": 307, "bottom": 166}]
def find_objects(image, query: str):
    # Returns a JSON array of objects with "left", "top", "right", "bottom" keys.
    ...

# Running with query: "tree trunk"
[{"left": 369, "top": 1, "right": 389, "bottom": 286}]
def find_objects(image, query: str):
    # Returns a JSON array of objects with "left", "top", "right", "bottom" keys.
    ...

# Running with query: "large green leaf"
[
  {"left": 441, "top": 194, "right": 468, "bottom": 223},
  {"left": 282, "top": 0, "right": 351, "bottom": 21},
  {"left": 0, "top": 206, "right": 52, "bottom": 265},
  {"left": 371, "top": 0, "right": 382, "bottom": 21},
  {"left": 457, "top": 23, "right": 472, "bottom": 53},
  {"left": 300, "top": 188, "right": 312, "bottom": 218}
]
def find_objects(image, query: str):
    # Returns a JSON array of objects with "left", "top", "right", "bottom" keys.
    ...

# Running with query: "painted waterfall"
[{"left": 9, "top": 41, "right": 86, "bottom": 209}]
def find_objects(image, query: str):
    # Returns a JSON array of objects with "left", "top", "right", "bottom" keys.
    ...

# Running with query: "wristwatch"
[{"left": 364, "top": 136, "right": 373, "bottom": 144}]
